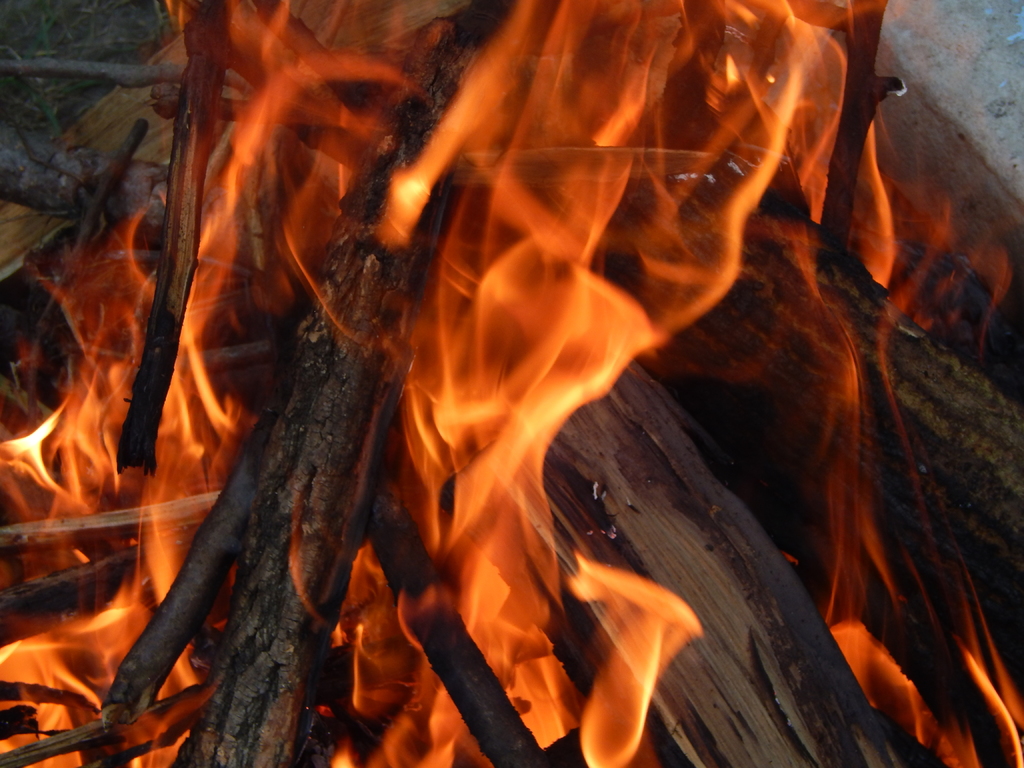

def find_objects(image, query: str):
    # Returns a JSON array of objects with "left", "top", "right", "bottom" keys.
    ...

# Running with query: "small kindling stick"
[
  {"left": 0, "top": 59, "right": 183, "bottom": 88},
  {"left": 820, "top": 0, "right": 905, "bottom": 249},
  {"left": 117, "top": 0, "right": 229, "bottom": 474},
  {"left": 368, "top": 488, "right": 552, "bottom": 768}
]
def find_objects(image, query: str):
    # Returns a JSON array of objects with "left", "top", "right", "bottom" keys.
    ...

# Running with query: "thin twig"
[
  {"left": 0, "top": 59, "right": 184, "bottom": 88},
  {"left": 369, "top": 488, "right": 551, "bottom": 768},
  {"left": 0, "top": 686, "right": 206, "bottom": 768},
  {"left": 820, "top": 0, "right": 904, "bottom": 248},
  {"left": 76, "top": 118, "right": 149, "bottom": 249},
  {"left": 0, "top": 493, "right": 217, "bottom": 550}
]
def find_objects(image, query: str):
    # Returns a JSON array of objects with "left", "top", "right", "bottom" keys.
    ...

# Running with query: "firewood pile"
[{"left": 0, "top": 0, "right": 1022, "bottom": 767}]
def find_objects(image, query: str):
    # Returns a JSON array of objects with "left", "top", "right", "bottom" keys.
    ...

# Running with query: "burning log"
[
  {"left": 626, "top": 164, "right": 1024, "bottom": 760},
  {"left": 157, "top": 7, "right": 507, "bottom": 767},
  {"left": 544, "top": 364, "right": 901, "bottom": 768}
]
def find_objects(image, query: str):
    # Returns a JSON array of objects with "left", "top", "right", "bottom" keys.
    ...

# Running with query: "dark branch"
[
  {"left": 820, "top": 0, "right": 903, "bottom": 248},
  {"left": 0, "top": 59, "right": 183, "bottom": 88},
  {"left": 117, "top": 0, "right": 229, "bottom": 473},
  {"left": 103, "top": 416, "right": 271, "bottom": 725},
  {"left": 368, "top": 489, "right": 551, "bottom": 768}
]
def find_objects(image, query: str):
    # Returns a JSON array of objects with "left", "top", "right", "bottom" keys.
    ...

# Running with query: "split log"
[
  {"left": 167, "top": 6, "right": 508, "bottom": 767},
  {"left": 620, "top": 163, "right": 1024, "bottom": 762},
  {"left": 545, "top": 364, "right": 902, "bottom": 768}
]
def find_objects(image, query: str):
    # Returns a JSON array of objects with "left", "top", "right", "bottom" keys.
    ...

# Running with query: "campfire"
[{"left": 0, "top": 0, "right": 1022, "bottom": 766}]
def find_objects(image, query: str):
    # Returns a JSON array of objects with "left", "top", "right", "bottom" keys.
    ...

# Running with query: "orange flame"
[
  {"left": 1, "top": 0, "right": 1018, "bottom": 766},
  {"left": 570, "top": 556, "right": 702, "bottom": 768}
]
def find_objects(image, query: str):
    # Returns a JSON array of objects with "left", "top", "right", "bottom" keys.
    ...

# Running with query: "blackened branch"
[{"left": 820, "top": 0, "right": 904, "bottom": 250}]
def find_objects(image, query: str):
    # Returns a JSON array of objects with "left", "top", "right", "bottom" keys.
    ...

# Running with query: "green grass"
[{"left": 0, "top": 0, "right": 171, "bottom": 134}]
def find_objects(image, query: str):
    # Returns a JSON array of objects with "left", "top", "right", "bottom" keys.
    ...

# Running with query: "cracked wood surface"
[{"left": 547, "top": 365, "right": 903, "bottom": 768}]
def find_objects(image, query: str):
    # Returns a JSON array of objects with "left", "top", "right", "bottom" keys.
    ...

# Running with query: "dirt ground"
[{"left": 0, "top": 0, "right": 171, "bottom": 133}]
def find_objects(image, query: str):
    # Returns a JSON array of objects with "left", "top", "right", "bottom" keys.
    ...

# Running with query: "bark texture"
[{"left": 171, "top": 10, "right": 503, "bottom": 768}]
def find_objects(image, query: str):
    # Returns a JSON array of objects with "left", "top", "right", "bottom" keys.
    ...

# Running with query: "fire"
[
  {"left": 1, "top": 0, "right": 1021, "bottom": 766},
  {"left": 832, "top": 620, "right": 968, "bottom": 768},
  {"left": 570, "top": 557, "right": 702, "bottom": 768}
]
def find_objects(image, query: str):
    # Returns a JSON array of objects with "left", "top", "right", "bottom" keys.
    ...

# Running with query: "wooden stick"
[
  {"left": 103, "top": 417, "right": 271, "bottom": 725},
  {"left": 0, "top": 547, "right": 141, "bottom": 647},
  {"left": 0, "top": 682, "right": 97, "bottom": 713},
  {"left": 0, "top": 59, "right": 183, "bottom": 88},
  {"left": 117, "top": 0, "right": 229, "bottom": 473},
  {"left": 0, "top": 493, "right": 217, "bottom": 550},
  {"left": 75, "top": 119, "right": 149, "bottom": 249},
  {"left": 0, "top": 686, "right": 206, "bottom": 768},
  {"left": 820, "top": 0, "right": 904, "bottom": 247},
  {"left": 368, "top": 489, "right": 550, "bottom": 768}
]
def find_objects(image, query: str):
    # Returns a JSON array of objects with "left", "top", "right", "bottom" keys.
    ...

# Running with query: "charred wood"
[
  {"left": 102, "top": 417, "right": 271, "bottom": 725},
  {"left": 168, "top": 8, "right": 500, "bottom": 766},
  {"left": 368, "top": 488, "right": 550, "bottom": 768},
  {"left": 117, "top": 0, "right": 229, "bottom": 473}
]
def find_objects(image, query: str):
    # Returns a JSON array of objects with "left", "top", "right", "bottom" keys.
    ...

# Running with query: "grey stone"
[{"left": 876, "top": 0, "right": 1024, "bottom": 315}]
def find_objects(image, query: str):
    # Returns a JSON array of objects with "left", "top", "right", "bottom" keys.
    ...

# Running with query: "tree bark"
[
  {"left": 170, "top": 8, "right": 506, "bottom": 767},
  {"left": 545, "top": 364, "right": 903, "bottom": 768}
]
